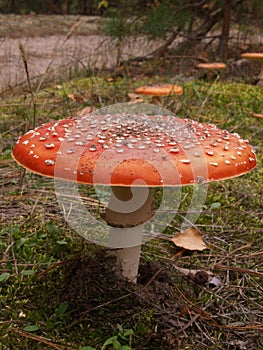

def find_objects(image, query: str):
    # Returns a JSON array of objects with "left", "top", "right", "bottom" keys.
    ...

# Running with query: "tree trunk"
[{"left": 218, "top": 0, "right": 232, "bottom": 58}]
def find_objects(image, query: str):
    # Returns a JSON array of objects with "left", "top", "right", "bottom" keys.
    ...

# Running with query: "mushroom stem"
[
  {"left": 105, "top": 186, "right": 154, "bottom": 282},
  {"left": 105, "top": 186, "right": 154, "bottom": 227},
  {"left": 151, "top": 96, "right": 163, "bottom": 106},
  {"left": 108, "top": 244, "right": 142, "bottom": 283},
  {"left": 258, "top": 65, "right": 263, "bottom": 81},
  {"left": 240, "top": 53, "right": 263, "bottom": 85}
]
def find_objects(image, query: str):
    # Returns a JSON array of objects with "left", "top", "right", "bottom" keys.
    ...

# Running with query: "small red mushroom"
[
  {"left": 134, "top": 84, "right": 183, "bottom": 105},
  {"left": 12, "top": 112, "right": 257, "bottom": 282},
  {"left": 196, "top": 62, "right": 226, "bottom": 79},
  {"left": 241, "top": 52, "right": 263, "bottom": 85}
]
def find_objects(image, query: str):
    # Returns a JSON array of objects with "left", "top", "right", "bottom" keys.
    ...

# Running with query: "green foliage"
[
  {"left": 0, "top": 272, "right": 11, "bottom": 282},
  {"left": 98, "top": 0, "right": 263, "bottom": 53},
  {"left": 141, "top": 1, "right": 192, "bottom": 39},
  {"left": 23, "top": 324, "right": 40, "bottom": 332},
  {"left": 101, "top": 9, "right": 133, "bottom": 41},
  {"left": 80, "top": 324, "right": 133, "bottom": 350},
  {"left": 141, "top": 2, "right": 176, "bottom": 39},
  {"left": 100, "top": 0, "right": 196, "bottom": 41},
  {"left": 178, "top": 81, "right": 263, "bottom": 145}
]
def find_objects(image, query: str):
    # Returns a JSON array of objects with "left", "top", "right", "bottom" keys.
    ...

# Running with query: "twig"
[
  {"left": 176, "top": 313, "right": 202, "bottom": 335},
  {"left": 22, "top": 191, "right": 43, "bottom": 224},
  {"left": 10, "top": 232, "right": 18, "bottom": 275},
  {"left": 215, "top": 243, "right": 252, "bottom": 266},
  {"left": 173, "top": 280, "right": 212, "bottom": 320},
  {"left": 236, "top": 251, "right": 263, "bottom": 258},
  {"left": 2, "top": 228, "right": 18, "bottom": 274},
  {"left": 1, "top": 121, "right": 27, "bottom": 136},
  {"left": 36, "top": 256, "right": 84, "bottom": 277},
  {"left": 143, "top": 267, "right": 163, "bottom": 288},
  {"left": 10, "top": 328, "right": 71, "bottom": 350},
  {"left": 214, "top": 264, "right": 263, "bottom": 277},
  {"left": 210, "top": 322, "right": 263, "bottom": 331},
  {"left": 65, "top": 290, "right": 134, "bottom": 330},
  {"left": 18, "top": 43, "right": 33, "bottom": 94},
  {"left": 79, "top": 267, "right": 164, "bottom": 316},
  {"left": 18, "top": 42, "right": 37, "bottom": 129}
]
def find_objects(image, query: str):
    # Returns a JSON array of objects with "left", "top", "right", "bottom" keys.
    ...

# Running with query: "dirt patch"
[
  {"left": 0, "top": 14, "right": 100, "bottom": 38},
  {"left": 59, "top": 252, "right": 183, "bottom": 348},
  {"left": 0, "top": 14, "right": 163, "bottom": 93}
]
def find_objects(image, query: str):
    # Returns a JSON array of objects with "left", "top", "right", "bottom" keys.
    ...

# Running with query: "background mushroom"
[
  {"left": 250, "top": 112, "right": 263, "bottom": 120},
  {"left": 134, "top": 84, "right": 183, "bottom": 105},
  {"left": 196, "top": 62, "right": 226, "bottom": 80},
  {"left": 241, "top": 52, "right": 263, "bottom": 85},
  {"left": 12, "top": 108, "right": 257, "bottom": 282}
]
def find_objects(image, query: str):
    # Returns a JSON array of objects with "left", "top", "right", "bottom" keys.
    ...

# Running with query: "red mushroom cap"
[
  {"left": 12, "top": 113, "right": 256, "bottom": 187},
  {"left": 134, "top": 84, "right": 183, "bottom": 96},
  {"left": 196, "top": 62, "right": 226, "bottom": 70},
  {"left": 241, "top": 52, "right": 263, "bottom": 61}
]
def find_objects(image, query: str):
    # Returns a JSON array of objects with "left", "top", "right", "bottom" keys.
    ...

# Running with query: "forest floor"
[{"left": 0, "top": 14, "right": 263, "bottom": 350}]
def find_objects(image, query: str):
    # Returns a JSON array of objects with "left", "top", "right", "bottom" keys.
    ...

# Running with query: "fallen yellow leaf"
[{"left": 171, "top": 228, "right": 207, "bottom": 251}]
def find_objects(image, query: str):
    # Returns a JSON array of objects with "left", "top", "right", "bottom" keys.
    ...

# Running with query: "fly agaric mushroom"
[
  {"left": 134, "top": 84, "right": 183, "bottom": 105},
  {"left": 12, "top": 111, "right": 256, "bottom": 282},
  {"left": 250, "top": 113, "right": 263, "bottom": 120},
  {"left": 241, "top": 52, "right": 263, "bottom": 85},
  {"left": 196, "top": 62, "right": 226, "bottom": 79}
]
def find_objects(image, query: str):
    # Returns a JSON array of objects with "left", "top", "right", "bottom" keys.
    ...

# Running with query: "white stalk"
[{"left": 105, "top": 186, "right": 154, "bottom": 282}]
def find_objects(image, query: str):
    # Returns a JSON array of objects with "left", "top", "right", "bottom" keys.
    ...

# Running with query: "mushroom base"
[{"left": 151, "top": 96, "right": 163, "bottom": 106}]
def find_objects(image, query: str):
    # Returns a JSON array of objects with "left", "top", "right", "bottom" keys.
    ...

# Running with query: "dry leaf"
[
  {"left": 171, "top": 227, "right": 207, "bottom": 251},
  {"left": 67, "top": 94, "right": 84, "bottom": 102},
  {"left": 104, "top": 77, "right": 116, "bottom": 82}
]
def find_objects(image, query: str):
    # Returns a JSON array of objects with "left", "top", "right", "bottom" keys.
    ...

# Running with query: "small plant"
[{"left": 80, "top": 324, "right": 134, "bottom": 350}]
